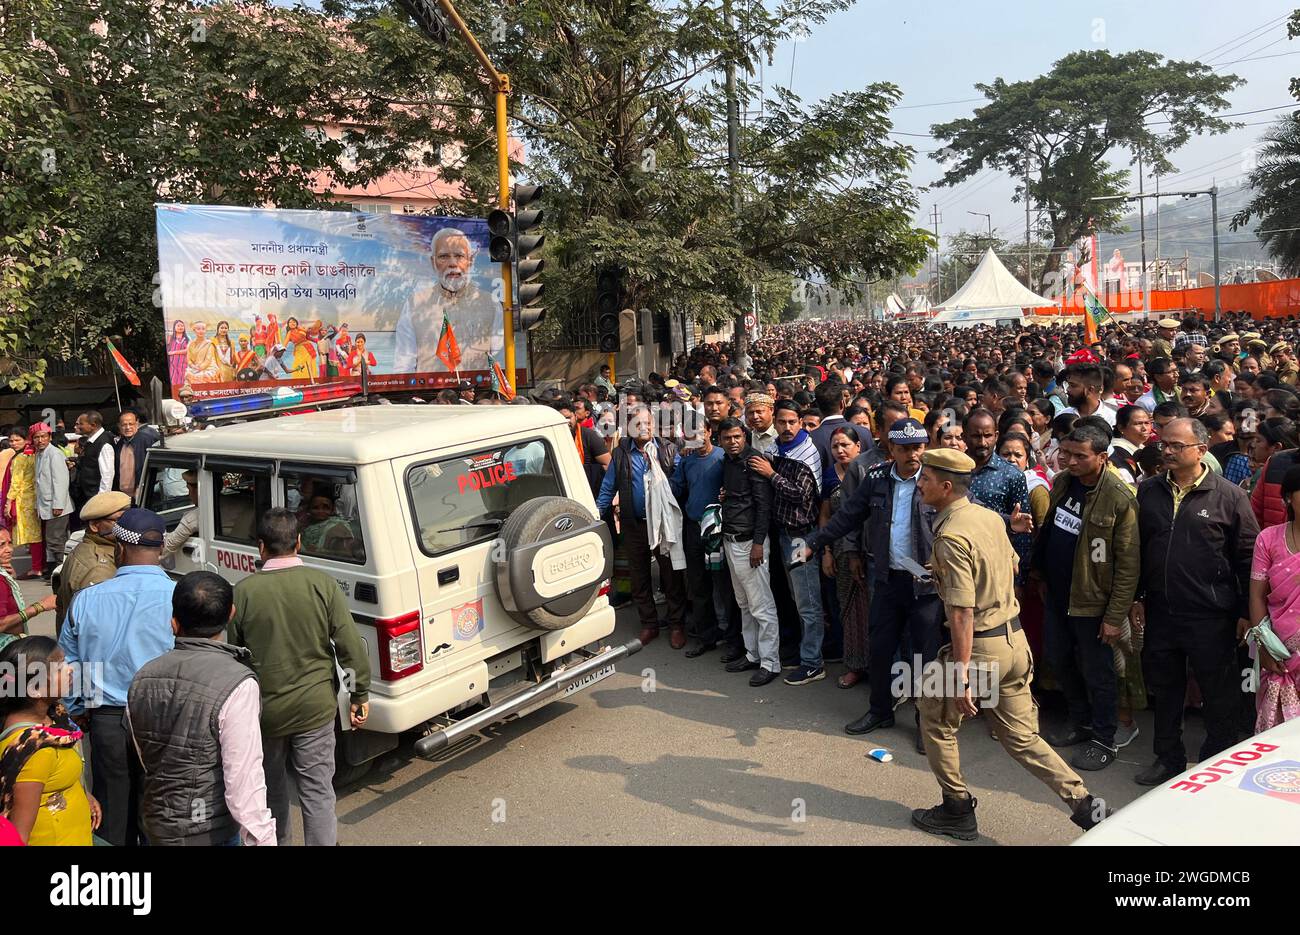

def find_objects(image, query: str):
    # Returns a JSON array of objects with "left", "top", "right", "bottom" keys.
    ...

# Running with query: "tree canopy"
[
  {"left": 930, "top": 49, "right": 1241, "bottom": 283},
  {"left": 2, "top": 0, "right": 935, "bottom": 389}
]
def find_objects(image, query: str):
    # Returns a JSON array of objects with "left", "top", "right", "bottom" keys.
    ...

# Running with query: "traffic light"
[
  {"left": 393, "top": 0, "right": 450, "bottom": 43},
  {"left": 596, "top": 266, "right": 623, "bottom": 354},
  {"left": 515, "top": 185, "right": 545, "bottom": 330},
  {"left": 486, "top": 185, "right": 547, "bottom": 330}
]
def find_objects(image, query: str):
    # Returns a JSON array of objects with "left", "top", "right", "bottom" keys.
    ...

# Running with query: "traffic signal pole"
[{"left": 435, "top": 0, "right": 516, "bottom": 392}]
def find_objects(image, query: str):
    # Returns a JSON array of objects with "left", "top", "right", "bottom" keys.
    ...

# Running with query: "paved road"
[
  {"left": 19, "top": 574, "right": 1204, "bottom": 846},
  {"left": 331, "top": 606, "right": 1200, "bottom": 846}
]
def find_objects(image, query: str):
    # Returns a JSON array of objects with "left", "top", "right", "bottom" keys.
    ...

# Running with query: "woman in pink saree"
[{"left": 1248, "top": 465, "right": 1300, "bottom": 732}]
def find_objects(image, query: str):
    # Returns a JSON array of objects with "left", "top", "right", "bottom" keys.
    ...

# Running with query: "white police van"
[
  {"left": 1074, "top": 717, "right": 1300, "bottom": 845},
  {"left": 138, "top": 393, "right": 633, "bottom": 784}
]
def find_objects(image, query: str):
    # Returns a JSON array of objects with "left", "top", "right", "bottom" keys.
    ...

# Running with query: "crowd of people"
[
  {"left": 0, "top": 503, "right": 370, "bottom": 846},
  {"left": 547, "top": 310, "right": 1300, "bottom": 838},
  {"left": 4, "top": 308, "right": 1300, "bottom": 844}
]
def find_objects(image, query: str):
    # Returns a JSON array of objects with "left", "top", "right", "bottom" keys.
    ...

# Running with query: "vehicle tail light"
[
  {"left": 376, "top": 610, "right": 423, "bottom": 681},
  {"left": 598, "top": 578, "right": 611, "bottom": 598}
]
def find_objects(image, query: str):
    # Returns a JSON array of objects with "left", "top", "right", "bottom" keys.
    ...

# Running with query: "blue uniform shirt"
[
  {"left": 59, "top": 564, "right": 176, "bottom": 712},
  {"left": 888, "top": 466, "right": 918, "bottom": 571}
]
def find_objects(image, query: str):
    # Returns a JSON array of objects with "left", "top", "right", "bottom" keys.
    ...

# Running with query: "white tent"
[
  {"left": 931, "top": 248, "right": 1055, "bottom": 328},
  {"left": 884, "top": 293, "right": 908, "bottom": 317}
]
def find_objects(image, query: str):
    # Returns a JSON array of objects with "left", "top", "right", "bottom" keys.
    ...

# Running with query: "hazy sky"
[{"left": 766, "top": 0, "right": 1298, "bottom": 248}]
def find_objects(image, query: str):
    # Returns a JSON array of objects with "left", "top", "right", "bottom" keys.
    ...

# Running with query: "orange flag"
[
  {"left": 436, "top": 313, "right": 462, "bottom": 371},
  {"left": 1082, "top": 304, "right": 1099, "bottom": 347},
  {"left": 488, "top": 354, "right": 515, "bottom": 400},
  {"left": 106, "top": 338, "right": 141, "bottom": 386}
]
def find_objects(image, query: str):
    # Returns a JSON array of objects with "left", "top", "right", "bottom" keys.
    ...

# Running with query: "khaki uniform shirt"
[
  {"left": 55, "top": 532, "right": 117, "bottom": 626},
  {"left": 1152, "top": 337, "right": 1174, "bottom": 360},
  {"left": 1279, "top": 363, "right": 1298, "bottom": 386},
  {"left": 929, "top": 497, "right": 1020, "bottom": 633}
]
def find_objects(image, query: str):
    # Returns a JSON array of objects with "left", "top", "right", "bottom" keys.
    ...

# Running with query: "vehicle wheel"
[
  {"left": 495, "top": 495, "right": 613, "bottom": 630},
  {"left": 332, "top": 756, "right": 375, "bottom": 789}
]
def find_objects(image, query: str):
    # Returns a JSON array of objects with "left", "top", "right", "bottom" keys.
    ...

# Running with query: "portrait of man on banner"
[{"left": 392, "top": 226, "right": 501, "bottom": 374}]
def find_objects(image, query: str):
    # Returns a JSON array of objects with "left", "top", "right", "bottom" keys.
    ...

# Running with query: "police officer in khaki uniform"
[
  {"left": 1152, "top": 318, "right": 1179, "bottom": 361},
  {"left": 911, "top": 448, "right": 1110, "bottom": 840},
  {"left": 1273, "top": 341, "right": 1298, "bottom": 385},
  {"left": 55, "top": 490, "right": 131, "bottom": 631}
]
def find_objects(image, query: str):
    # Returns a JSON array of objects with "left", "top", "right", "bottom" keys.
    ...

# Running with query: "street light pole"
[
  {"left": 968, "top": 211, "right": 992, "bottom": 245},
  {"left": 1091, "top": 186, "right": 1222, "bottom": 322}
]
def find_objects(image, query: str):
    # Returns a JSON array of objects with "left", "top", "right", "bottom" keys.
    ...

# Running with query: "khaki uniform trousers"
[{"left": 918, "top": 625, "right": 1089, "bottom": 805}]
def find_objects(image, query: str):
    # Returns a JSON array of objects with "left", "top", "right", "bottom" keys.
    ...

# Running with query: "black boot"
[
  {"left": 1069, "top": 794, "right": 1112, "bottom": 831},
  {"left": 910, "top": 795, "right": 978, "bottom": 841}
]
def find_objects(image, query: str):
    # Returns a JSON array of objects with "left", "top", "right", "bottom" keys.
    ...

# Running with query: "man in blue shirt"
[
  {"left": 596, "top": 406, "right": 686, "bottom": 647},
  {"left": 60, "top": 507, "right": 176, "bottom": 847},
  {"left": 670, "top": 427, "right": 737, "bottom": 657},
  {"left": 963, "top": 409, "right": 1033, "bottom": 576},
  {"left": 802, "top": 419, "right": 941, "bottom": 753}
]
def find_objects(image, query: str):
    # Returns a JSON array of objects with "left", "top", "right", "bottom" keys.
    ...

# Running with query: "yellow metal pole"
[
  {"left": 495, "top": 83, "right": 515, "bottom": 393},
  {"left": 435, "top": 0, "right": 515, "bottom": 393}
]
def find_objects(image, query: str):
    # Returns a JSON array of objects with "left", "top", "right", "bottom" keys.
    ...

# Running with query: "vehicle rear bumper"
[
  {"left": 360, "top": 603, "right": 618, "bottom": 735},
  {"left": 413, "top": 637, "right": 642, "bottom": 757}
]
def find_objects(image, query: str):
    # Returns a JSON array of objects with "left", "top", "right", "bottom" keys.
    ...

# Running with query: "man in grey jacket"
[{"left": 32, "top": 422, "right": 71, "bottom": 577}]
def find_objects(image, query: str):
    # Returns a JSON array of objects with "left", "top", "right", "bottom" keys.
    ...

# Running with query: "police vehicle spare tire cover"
[{"left": 495, "top": 496, "right": 613, "bottom": 630}]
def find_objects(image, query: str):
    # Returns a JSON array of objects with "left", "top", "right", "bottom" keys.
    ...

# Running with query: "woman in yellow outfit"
[
  {"left": 4, "top": 430, "right": 43, "bottom": 578},
  {"left": 0, "top": 636, "right": 100, "bottom": 845}
]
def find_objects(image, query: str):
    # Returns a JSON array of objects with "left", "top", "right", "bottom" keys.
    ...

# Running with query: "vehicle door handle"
[{"left": 437, "top": 566, "right": 459, "bottom": 585}]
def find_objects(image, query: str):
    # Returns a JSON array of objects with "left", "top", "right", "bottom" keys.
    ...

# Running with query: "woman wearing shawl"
[
  {"left": 3, "top": 429, "right": 43, "bottom": 579},
  {"left": 0, "top": 637, "right": 101, "bottom": 845},
  {"left": 1248, "top": 464, "right": 1300, "bottom": 732},
  {"left": 821, "top": 426, "right": 870, "bottom": 689}
]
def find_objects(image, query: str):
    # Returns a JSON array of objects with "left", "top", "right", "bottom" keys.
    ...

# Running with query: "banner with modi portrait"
[{"left": 154, "top": 203, "right": 526, "bottom": 399}]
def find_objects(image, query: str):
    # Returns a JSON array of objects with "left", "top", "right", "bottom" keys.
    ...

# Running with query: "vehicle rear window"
[
  {"left": 283, "top": 471, "right": 366, "bottom": 564},
  {"left": 407, "top": 440, "right": 563, "bottom": 555}
]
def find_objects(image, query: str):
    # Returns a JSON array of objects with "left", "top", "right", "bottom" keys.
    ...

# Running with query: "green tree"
[
  {"left": 1, "top": 0, "right": 454, "bottom": 390},
  {"left": 931, "top": 50, "right": 1241, "bottom": 285},
  {"left": 349, "top": 0, "right": 932, "bottom": 345}
]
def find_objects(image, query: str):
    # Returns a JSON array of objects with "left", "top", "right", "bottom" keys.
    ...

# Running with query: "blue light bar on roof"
[{"left": 186, "top": 383, "right": 362, "bottom": 421}]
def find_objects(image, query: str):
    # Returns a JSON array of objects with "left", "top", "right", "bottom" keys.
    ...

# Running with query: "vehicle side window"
[
  {"left": 212, "top": 469, "right": 272, "bottom": 545},
  {"left": 283, "top": 472, "right": 366, "bottom": 564},
  {"left": 407, "top": 440, "right": 563, "bottom": 556},
  {"left": 141, "top": 463, "right": 197, "bottom": 530}
]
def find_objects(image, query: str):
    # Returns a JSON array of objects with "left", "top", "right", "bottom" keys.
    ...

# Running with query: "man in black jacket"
[
  {"left": 1135, "top": 417, "right": 1259, "bottom": 786},
  {"left": 717, "top": 418, "right": 780, "bottom": 686}
]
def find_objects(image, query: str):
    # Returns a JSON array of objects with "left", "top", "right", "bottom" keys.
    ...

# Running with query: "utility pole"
[
  {"left": 1210, "top": 184, "right": 1221, "bottom": 322},
  {"left": 1154, "top": 172, "right": 1161, "bottom": 289},
  {"left": 1025, "top": 158, "right": 1032, "bottom": 289},
  {"left": 930, "top": 203, "right": 942, "bottom": 297},
  {"left": 1137, "top": 143, "right": 1148, "bottom": 315},
  {"left": 723, "top": 0, "right": 745, "bottom": 365}
]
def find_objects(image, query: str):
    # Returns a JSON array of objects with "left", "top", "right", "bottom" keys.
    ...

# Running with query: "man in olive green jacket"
[
  {"left": 229, "top": 507, "right": 371, "bottom": 846},
  {"left": 1030, "top": 423, "right": 1139, "bottom": 772},
  {"left": 55, "top": 491, "right": 131, "bottom": 631}
]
